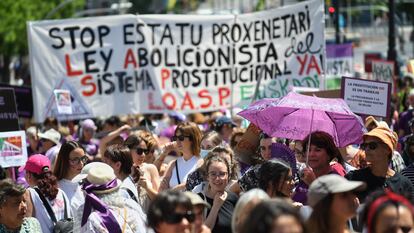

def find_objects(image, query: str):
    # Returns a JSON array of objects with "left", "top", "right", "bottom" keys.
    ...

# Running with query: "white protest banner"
[
  {"left": 372, "top": 60, "right": 394, "bottom": 83},
  {"left": 0, "top": 131, "right": 28, "bottom": 168},
  {"left": 341, "top": 77, "right": 391, "bottom": 118},
  {"left": 28, "top": 0, "right": 325, "bottom": 122}
]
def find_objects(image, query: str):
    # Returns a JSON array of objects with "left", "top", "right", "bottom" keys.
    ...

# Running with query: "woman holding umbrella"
[{"left": 292, "top": 131, "right": 346, "bottom": 205}]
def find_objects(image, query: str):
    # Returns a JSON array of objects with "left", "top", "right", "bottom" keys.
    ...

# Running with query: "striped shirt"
[{"left": 401, "top": 164, "right": 414, "bottom": 198}]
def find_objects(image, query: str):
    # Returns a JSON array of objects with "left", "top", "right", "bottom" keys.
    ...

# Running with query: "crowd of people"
[{"left": 1, "top": 109, "right": 414, "bottom": 233}]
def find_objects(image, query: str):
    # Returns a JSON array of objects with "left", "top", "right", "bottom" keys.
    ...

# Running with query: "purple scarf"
[{"left": 81, "top": 179, "right": 122, "bottom": 233}]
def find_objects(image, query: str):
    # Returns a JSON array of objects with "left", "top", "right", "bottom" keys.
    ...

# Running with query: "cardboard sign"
[
  {"left": 0, "top": 131, "right": 27, "bottom": 168},
  {"left": 372, "top": 60, "right": 394, "bottom": 83},
  {"left": 0, "top": 88, "right": 19, "bottom": 131},
  {"left": 234, "top": 123, "right": 261, "bottom": 165},
  {"left": 341, "top": 77, "right": 391, "bottom": 118},
  {"left": 27, "top": 0, "right": 325, "bottom": 122}
]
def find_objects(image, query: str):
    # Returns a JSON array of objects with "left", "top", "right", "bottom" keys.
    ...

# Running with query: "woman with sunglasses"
[
  {"left": 346, "top": 126, "right": 413, "bottom": 203},
  {"left": 148, "top": 190, "right": 196, "bottom": 233},
  {"left": 361, "top": 190, "right": 414, "bottom": 233},
  {"left": 53, "top": 141, "right": 88, "bottom": 205},
  {"left": 198, "top": 155, "right": 238, "bottom": 233},
  {"left": 159, "top": 122, "right": 203, "bottom": 191},
  {"left": 124, "top": 132, "right": 160, "bottom": 208}
]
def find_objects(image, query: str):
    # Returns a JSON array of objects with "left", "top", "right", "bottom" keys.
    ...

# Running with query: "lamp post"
[{"left": 387, "top": 0, "right": 397, "bottom": 64}]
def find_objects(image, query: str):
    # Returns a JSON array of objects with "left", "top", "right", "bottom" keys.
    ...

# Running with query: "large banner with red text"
[{"left": 28, "top": 0, "right": 324, "bottom": 122}]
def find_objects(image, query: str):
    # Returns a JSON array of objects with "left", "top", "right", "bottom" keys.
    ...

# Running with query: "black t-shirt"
[
  {"left": 199, "top": 191, "right": 238, "bottom": 233},
  {"left": 345, "top": 167, "right": 413, "bottom": 203}
]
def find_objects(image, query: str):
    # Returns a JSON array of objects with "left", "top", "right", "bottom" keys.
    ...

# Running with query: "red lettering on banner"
[
  {"left": 161, "top": 68, "right": 170, "bottom": 89},
  {"left": 148, "top": 92, "right": 163, "bottom": 110},
  {"left": 181, "top": 92, "right": 195, "bottom": 110},
  {"left": 218, "top": 87, "right": 230, "bottom": 106},
  {"left": 162, "top": 93, "right": 176, "bottom": 110},
  {"left": 307, "top": 55, "right": 321, "bottom": 75},
  {"left": 124, "top": 48, "right": 137, "bottom": 69},
  {"left": 296, "top": 55, "right": 307, "bottom": 75},
  {"left": 65, "top": 54, "right": 83, "bottom": 76},
  {"left": 81, "top": 75, "right": 96, "bottom": 96},
  {"left": 198, "top": 89, "right": 212, "bottom": 108}
]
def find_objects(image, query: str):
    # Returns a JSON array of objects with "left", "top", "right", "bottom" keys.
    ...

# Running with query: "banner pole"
[{"left": 230, "top": 14, "right": 238, "bottom": 117}]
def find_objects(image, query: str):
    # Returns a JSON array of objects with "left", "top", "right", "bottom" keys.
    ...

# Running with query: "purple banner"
[{"left": 326, "top": 43, "right": 353, "bottom": 58}]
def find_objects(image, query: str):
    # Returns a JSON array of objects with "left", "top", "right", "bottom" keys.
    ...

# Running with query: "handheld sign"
[{"left": 0, "top": 88, "right": 19, "bottom": 131}]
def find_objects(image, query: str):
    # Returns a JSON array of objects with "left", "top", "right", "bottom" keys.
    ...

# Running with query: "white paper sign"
[
  {"left": 27, "top": 0, "right": 325, "bottom": 122},
  {"left": 0, "top": 131, "right": 28, "bottom": 168},
  {"left": 54, "top": 89, "right": 73, "bottom": 114},
  {"left": 342, "top": 77, "right": 391, "bottom": 117}
]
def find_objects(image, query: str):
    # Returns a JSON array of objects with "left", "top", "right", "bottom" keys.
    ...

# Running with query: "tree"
[{"left": 0, "top": 0, "right": 85, "bottom": 83}]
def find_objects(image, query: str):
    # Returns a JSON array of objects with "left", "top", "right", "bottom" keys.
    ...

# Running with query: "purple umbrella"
[{"left": 238, "top": 91, "right": 366, "bottom": 147}]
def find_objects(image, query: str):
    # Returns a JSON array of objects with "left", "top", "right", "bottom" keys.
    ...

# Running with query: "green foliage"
[{"left": 0, "top": 0, "right": 85, "bottom": 56}]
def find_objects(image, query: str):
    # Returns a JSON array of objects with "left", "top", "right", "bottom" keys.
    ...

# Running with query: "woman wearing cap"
[
  {"left": 197, "top": 155, "right": 238, "bottom": 233},
  {"left": 22, "top": 154, "right": 72, "bottom": 233},
  {"left": 0, "top": 179, "right": 42, "bottom": 232},
  {"left": 124, "top": 132, "right": 160, "bottom": 207},
  {"left": 306, "top": 174, "right": 365, "bottom": 233},
  {"left": 73, "top": 164, "right": 147, "bottom": 233},
  {"left": 361, "top": 190, "right": 414, "bottom": 233},
  {"left": 159, "top": 122, "right": 203, "bottom": 191},
  {"left": 76, "top": 119, "right": 99, "bottom": 159},
  {"left": 53, "top": 141, "right": 87, "bottom": 205},
  {"left": 184, "top": 191, "right": 211, "bottom": 233},
  {"left": 346, "top": 126, "right": 413, "bottom": 203},
  {"left": 148, "top": 190, "right": 195, "bottom": 233}
]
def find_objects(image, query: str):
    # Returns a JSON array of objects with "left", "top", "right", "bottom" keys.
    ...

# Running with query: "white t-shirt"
[
  {"left": 169, "top": 156, "right": 199, "bottom": 188},
  {"left": 121, "top": 176, "right": 139, "bottom": 201},
  {"left": 29, "top": 187, "right": 71, "bottom": 233}
]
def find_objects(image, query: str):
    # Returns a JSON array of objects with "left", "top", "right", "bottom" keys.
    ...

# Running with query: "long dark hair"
[
  {"left": 54, "top": 141, "right": 84, "bottom": 180},
  {"left": 258, "top": 159, "right": 291, "bottom": 197},
  {"left": 306, "top": 194, "right": 334, "bottom": 233},
  {"left": 31, "top": 171, "right": 59, "bottom": 200}
]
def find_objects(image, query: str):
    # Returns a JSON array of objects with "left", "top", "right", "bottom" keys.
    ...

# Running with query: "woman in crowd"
[
  {"left": 293, "top": 131, "right": 346, "bottom": 204},
  {"left": 240, "top": 199, "right": 306, "bottom": 233},
  {"left": 73, "top": 163, "right": 147, "bottom": 233},
  {"left": 22, "top": 154, "right": 71, "bottom": 233},
  {"left": 53, "top": 141, "right": 88, "bottom": 204},
  {"left": 159, "top": 122, "right": 203, "bottom": 191},
  {"left": 346, "top": 126, "right": 413, "bottom": 203},
  {"left": 0, "top": 179, "right": 42, "bottom": 232},
  {"left": 147, "top": 190, "right": 195, "bottom": 233},
  {"left": 139, "top": 130, "right": 160, "bottom": 164},
  {"left": 76, "top": 119, "right": 99, "bottom": 159},
  {"left": 229, "top": 128, "right": 245, "bottom": 151},
  {"left": 231, "top": 188, "right": 269, "bottom": 233},
  {"left": 258, "top": 159, "right": 295, "bottom": 198},
  {"left": 187, "top": 146, "right": 238, "bottom": 192},
  {"left": 197, "top": 155, "right": 238, "bottom": 233},
  {"left": 361, "top": 190, "right": 414, "bottom": 233},
  {"left": 306, "top": 174, "right": 366, "bottom": 233},
  {"left": 124, "top": 132, "right": 160, "bottom": 207},
  {"left": 200, "top": 131, "right": 223, "bottom": 158}
]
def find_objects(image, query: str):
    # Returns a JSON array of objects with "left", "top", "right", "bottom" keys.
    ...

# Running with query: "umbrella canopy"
[{"left": 238, "top": 91, "right": 366, "bottom": 147}]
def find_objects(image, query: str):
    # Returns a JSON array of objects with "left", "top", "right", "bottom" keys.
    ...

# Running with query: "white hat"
[
  {"left": 307, "top": 174, "right": 366, "bottom": 207},
  {"left": 73, "top": 162, "right": 120, "bottom": 194},
  {"left": 72, "top": 162, "right": 111, "bottom": 183},
  {"left": 38, "top": 128, "right": 61, "bottom": 145}
]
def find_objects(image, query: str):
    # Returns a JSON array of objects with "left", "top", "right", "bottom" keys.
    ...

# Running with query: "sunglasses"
[
  {"left": 172, "top": 135, "right": 191, "bottom": 141},
  {"left": 360, "top": 141, "right": 384, "bottom": 151},
  {"left": 69, "top": 155, "right": 88, "bottom": 165},
  {"left": 164, "top": 211, "right": 195, "bottom": 224},
  {"left": 136, "top": 147, "right": 150, "bottom": 155}
]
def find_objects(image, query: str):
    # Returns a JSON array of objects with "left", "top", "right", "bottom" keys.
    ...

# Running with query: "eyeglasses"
[
  {"left": 360, "top": 141, "right": 384, "bottom": 151},
  {"left": 136, "top": 147, "right": 150, "bottom": 155},
  {"left": 172, "top": 135, "right": 191, "bottom": 141},
  {"left": 208, "top": 171, "right": 228, "bottom": 179},
  {"left": 164, "top": 211, "right": 195, "bottom": 224},
  {"left": 69, "top": 155, "right": 88, "bottom": 165}
]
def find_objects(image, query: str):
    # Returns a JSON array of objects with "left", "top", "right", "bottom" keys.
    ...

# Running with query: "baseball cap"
[
  {"left": 38, "top": 128, "right": 61, "bottom": 145},
  {"left": 19, "top": 154, "right": 51, "bottom": 175},
  {"left": 184, "top": 191, "right": 211, "bottom": 209},
  {"left": 307, "top": 174, "right": 366, "bottom": 207},
  {"left": 72, "top": 162, "right": 112, "bottom": 183},
  {"left": 81, "top": 119, "right": 97, "bottom": 130},
  {"left": 215, "top": 116, "right": 236, "bottom": 127}
]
